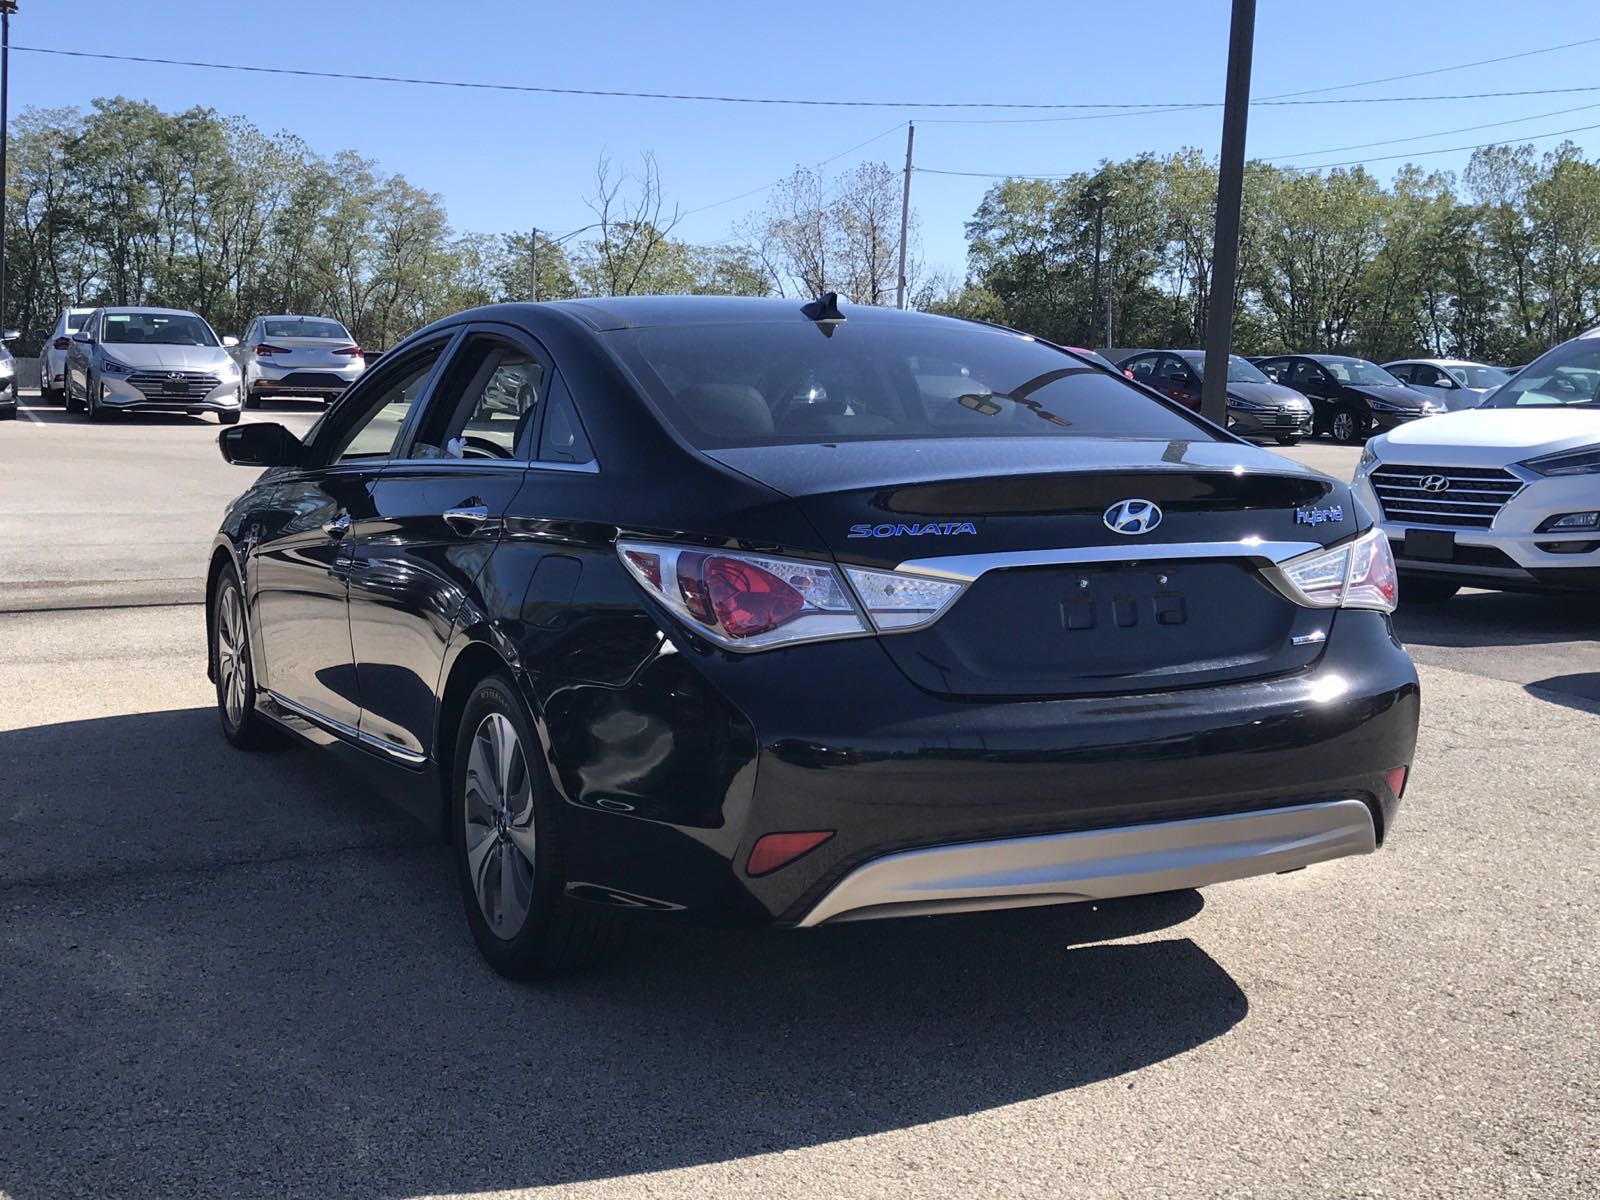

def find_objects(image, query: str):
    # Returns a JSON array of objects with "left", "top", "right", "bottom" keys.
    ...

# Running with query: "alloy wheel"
[
  {"left": 1331, "top": 410, "right": 1358, "bottom": 443},
  {"left": 462, "top": 712, "right": 537, "bottom": 937},
  {"left": 215, "top": 584, "right": 250, "bottom": 728}
]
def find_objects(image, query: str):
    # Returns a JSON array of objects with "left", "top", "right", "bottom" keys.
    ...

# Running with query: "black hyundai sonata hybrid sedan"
[{"left": 208, "top": 295, "right": 1419, "bottom": 978}]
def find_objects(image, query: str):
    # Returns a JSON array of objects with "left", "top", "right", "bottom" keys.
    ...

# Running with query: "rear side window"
[{"left": 607, "top": 320, "right": 1213, "bottom": 449}]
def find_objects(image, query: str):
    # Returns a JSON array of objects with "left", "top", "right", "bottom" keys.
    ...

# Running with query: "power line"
[
  {"left": 16, "top": 44, "right": 1600, "bottom": 111},
  {"left": 1257, "top": 35, "right": 1600, "bottom": 100},
  {"left": 923, "top": 36, "right": 1600, "bottom": 125},
  {"left": 679, "top": 120, "right": 907, "bottom": 218},
  {"left": 1261, "top": 101, "right": 1600, "bottom": 161},
  {"left": 919, "top": 118, "right": 1600, "bottom": 181},
  {"left": 1286, "top": 119, "right": 1600, "bottom": 170}
]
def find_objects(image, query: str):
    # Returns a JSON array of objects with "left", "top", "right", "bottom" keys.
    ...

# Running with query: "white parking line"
[{"left": 18, "top": 405, "right": 46, "bottom": 426}]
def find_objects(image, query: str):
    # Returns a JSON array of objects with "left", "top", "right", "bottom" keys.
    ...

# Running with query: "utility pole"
[
  {"left": 0, "top": 2, "right": 14, "bottom": 336},
  {"left": 529, "top": 227, "right": 538, "bottom": 302},
  {"left": 1200, "top": 0, "right": 1257, "bottom": 427},
  {"left": 895, "top": 121, "right": 914, "bottom": 310},
  {"left": 1105, "top": 251, "right": 1114, "bottom": 349},
  {"left": 1090, "top": 191, "right": 1105, "bottom": 349}
]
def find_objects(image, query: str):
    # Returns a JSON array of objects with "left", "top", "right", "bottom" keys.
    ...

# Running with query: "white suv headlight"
[{"left": 1520, "top": 445, "right": 1600, "bottom": 476}]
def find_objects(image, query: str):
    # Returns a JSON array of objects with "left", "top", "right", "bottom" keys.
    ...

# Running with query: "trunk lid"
[
  {"left": 261, "top": 336, "right": 360, "bottom": 367},
  {"left": 707, "top": 436, "right": 1352, "bottom": 698}
]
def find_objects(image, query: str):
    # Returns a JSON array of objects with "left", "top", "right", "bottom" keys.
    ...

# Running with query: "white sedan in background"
[
  {"left": 1355, "top": 331, "right": 1600, "bottom": 603},
  {"left": 1383, "top": 358, "right": 1512, "bottom": 411},
  {"left": 232, "top": 314, "right": 365, "bottom": 407}
]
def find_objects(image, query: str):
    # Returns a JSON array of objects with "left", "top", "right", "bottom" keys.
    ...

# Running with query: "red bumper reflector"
[
  {"left": 747, "top": 831, "right": 834, "bottom": 877},
  {"left": 1385, "top": 766, "right": 1408, "bottom": 799}
]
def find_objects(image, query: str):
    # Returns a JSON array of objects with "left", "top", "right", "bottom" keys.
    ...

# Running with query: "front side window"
[
  {"left": 609, "top": 320, "right": 1214, "bottom": 449},
  {"left": 1485, "top": 341, "right": 1600, "bottom": 408},
  {"left": 101, "top": 312, "right": 218, "bottom": 347},
  {"left": 410, "top": 336, "right": 544, "bottom": 461},
  {"left": 1449, "top": 365, "right": 1510, "bottom": 389},
  {"left": 328, "top": 345, "right": 447, "bottom": 463},
  {"left": 63, "top": 311, "right": 92, "bottom": 336}
]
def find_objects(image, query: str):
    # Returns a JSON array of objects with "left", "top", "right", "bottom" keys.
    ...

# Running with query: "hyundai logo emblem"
[
  {"left": 1419, "top": 474, "right": 1451, "bottom": 493},
  {"left": 1104, "top": 498, "right": 1163, "bottom": 535},
  {"left": 166, "top": 372, "right": 185, "bottom": 380}
]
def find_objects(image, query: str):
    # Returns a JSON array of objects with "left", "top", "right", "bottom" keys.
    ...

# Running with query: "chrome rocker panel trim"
[
  {"left": 264, "top": 689, "right": 428, "bottom": 767},
  {"left": 795, "top": 798, "right": 1376, "bottom": 927},
  {"left": 896, "top": 539, "right": 1325, "bottom": 582}
]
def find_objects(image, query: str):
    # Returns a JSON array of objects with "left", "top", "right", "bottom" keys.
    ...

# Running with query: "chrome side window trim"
[
  {"left": 893, "top": 539, "right": 1326, "bottom": 583},
  {"left": 265, "top": 689, "right": 428, "bottom": 767}
]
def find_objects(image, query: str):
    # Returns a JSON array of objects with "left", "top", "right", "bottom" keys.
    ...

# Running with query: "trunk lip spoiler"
[{"left": 895, "top": 539, "right": 1326, "bottom": 583}]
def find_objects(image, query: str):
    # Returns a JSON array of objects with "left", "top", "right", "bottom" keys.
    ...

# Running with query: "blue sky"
[{"left": 9, "top": 0, "right": 1597, "bottom": 281}]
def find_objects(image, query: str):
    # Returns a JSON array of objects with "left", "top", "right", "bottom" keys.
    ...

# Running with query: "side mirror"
[
  {"left": 0, "top": 329, "right": 19, "bottom": 342},
  {"left": 72, "top": 332, "right": 91, "bottom": 344},
  {"left": 222, "top": 335, "right": 240, "bottom": 348},
  {"left": 219, "top": 421, "right": 302, "bottom": 468}
]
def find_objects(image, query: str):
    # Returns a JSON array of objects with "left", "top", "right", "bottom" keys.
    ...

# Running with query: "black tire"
[
  {"left": 218, "top": 409, "right": 240, "bottom": 425},
  {"left": 452, "top": 674, "right": 619, "bottom": 980},
  {"left": 211, "top": 563, "right": 281, "bottom": 750},
  {"left": 1400, "top": 576, "right": 1460, "bottom": 605},
  {"left": 65, "top": 384, "right": 83, "bottom": 414},
  {"left": 0, "top": 404, "right": 14, "bottom": 421},
  {"left": 1276, "top": 436, "right": 1301, "bottom": 446},
  {"left": 1329, "top": 405, "right": 1366, "bottom": 445},
  {"left": 86, "top": 379, "right": 107, "bottom": 422}
]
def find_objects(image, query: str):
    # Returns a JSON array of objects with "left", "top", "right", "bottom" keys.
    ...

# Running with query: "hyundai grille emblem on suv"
[
  {"left": 1420, "top": 474, "right": 1451, "bottom": 493},
  {"left": 1103, "top": 498, "right": 1163, "bottom": 535}
]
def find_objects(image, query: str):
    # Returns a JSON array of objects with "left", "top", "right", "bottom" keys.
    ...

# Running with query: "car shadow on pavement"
[
  {"left": 0, "top": 707, "right": 1243, "bottom": 1199},
  {"left": 1525, "top": 672, "right": 1600, "bottom": 715},
  {"left": 1394, "top": 589, "right": 1599, "bottom": 649},
  {"left": 14, "top": 405, "right": 223, "bottom": 427}
]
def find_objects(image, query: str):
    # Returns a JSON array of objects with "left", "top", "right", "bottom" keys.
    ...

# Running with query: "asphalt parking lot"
[{"left": 2, "top": 393, "right": 1597, "bottom": 1199}]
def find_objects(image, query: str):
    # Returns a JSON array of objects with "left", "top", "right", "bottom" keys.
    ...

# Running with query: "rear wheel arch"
[{"left": 434, "top": 640, "right": 522, "bottom": 841}]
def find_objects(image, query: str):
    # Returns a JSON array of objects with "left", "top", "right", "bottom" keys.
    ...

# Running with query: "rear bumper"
[
  {"left": 552, "top": 609, "right": 1420, "bottom": 926},
  {"left": 797, "top": 798, "right": 1375, "bottom": 925},
  {"left": 248, "top": 362, "right": 364, "bottom": 392}
]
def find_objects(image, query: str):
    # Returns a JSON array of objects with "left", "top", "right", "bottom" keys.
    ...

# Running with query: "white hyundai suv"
[{"left": 1352, "top": 329, "right": 1600, "bottom": 602}]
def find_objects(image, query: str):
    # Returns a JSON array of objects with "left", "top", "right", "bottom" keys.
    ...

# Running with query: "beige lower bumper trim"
[{"left": 796, "top": 798, "right": 1377, "bottom": 927}]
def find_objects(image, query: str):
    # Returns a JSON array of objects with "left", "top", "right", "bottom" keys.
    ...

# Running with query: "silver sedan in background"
[
  {"left": 65, "top": 307, "right": 243, "bottom": 424},
  {"left": 1383, "top": 358, "right": 1511, "bottom": 411},
  {"left": 233, "top": 314, "right": 365, "bottom": 407}
]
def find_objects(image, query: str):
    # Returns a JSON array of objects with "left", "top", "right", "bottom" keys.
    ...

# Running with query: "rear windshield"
[
  {"left": 264, "top": 317, "right": 350, "bottom": 340},
  {"left": 1484, "top": 340, "right": 1600, "bottom": 408},
  {"left": 608, "top": 320, "right": 1213, "bottom": 449},
  {"left": 102, "top": 312, "right": 217, "bottom": 347}
]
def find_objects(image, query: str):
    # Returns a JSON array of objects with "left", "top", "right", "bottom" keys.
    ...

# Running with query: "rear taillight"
[
  {"left": 53, "top": 336, "right": 70, "bottom": 350},
  {"left": 615, "top": 542, "right": 969, "bottom": 651},
  {"left": 1275, "top": 528, "right": 1398, "bottom": 613},
  {"left": 333, "top": 345, "right": 363, "bottom": 358},
  {"left": 254, "top": 343, "right": 288, "bottom": 356}
]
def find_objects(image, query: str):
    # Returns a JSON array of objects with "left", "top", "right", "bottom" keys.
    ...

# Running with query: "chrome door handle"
[
  {"left": 443, "top": 504, "right": 490, "bottom": 534},
  {"left": 322, "top": 513, "right": 351, "bottom": 538}
]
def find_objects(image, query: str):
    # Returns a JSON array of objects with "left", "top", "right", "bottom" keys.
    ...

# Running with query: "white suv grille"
[{"left": 1370, "top": 464, "right": 1523, "bottom": 529}]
